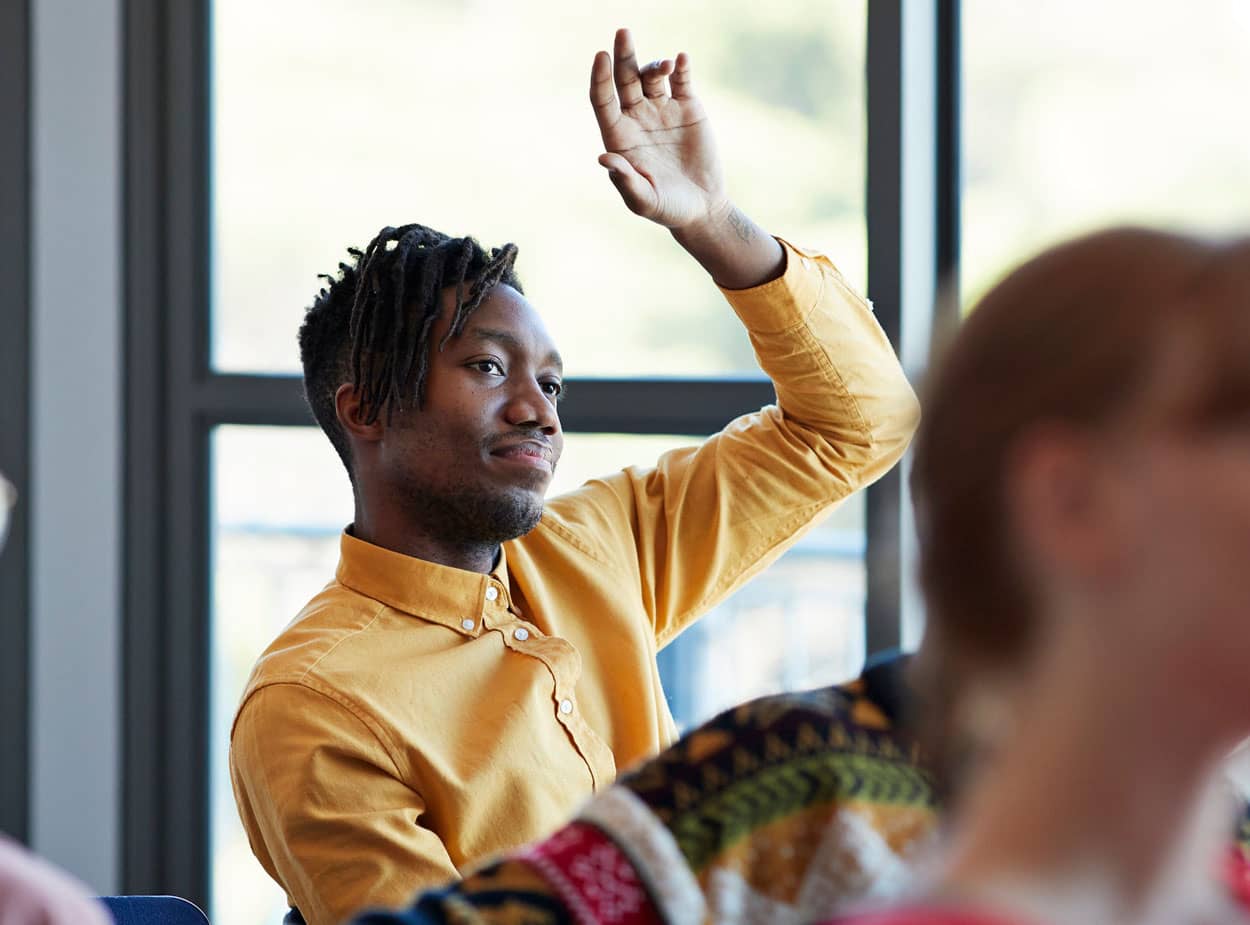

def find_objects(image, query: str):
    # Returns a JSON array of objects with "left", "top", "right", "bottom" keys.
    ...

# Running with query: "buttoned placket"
[{"left": 476, "top": 575, "right": 612, "bottom": 789}]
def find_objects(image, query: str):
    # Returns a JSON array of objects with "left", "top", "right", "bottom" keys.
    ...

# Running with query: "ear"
[
  {"left": 1005, "top": 427, "right": 1121, "bottom": 582},
  {"left": 334, "top": 383, "right": 386, "bottom": 445}
]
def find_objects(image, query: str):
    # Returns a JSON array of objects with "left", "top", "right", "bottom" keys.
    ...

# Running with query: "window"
[
  {"left": 212, "top": 0, "right": 868, "bottom": 376},
  {"left": 962, "top": 0, "right": 1250, "bottom": 308},
  {"left": 205, "top": 3, "right": 870, "bottom": 923},
  {"left": 125, "top": 0, "right": 942, "bottom": 916}
]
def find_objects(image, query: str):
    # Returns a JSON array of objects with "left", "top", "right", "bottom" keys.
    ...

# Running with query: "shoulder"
[
  {"left": 240, "top": 583, "right": 392, "bottom": 688},
  {"left": 232, "top": 582, "right": 438, "bottom": 749}
]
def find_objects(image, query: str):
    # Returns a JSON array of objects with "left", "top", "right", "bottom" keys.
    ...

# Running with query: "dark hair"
[
  {"left": 298, "top": 223, "right": 522, "bottom": 479},
  {"left": 909, "top": 227, "right": 1250, "bottom": 778}
]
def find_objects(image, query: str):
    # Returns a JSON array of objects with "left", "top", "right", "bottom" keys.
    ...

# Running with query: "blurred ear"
[
  {"left": 1005, "top": 426, "right": 1121, "bottom": 583},
  {"left": 334, "top": 383, "right": 385, "bottom": 444}
]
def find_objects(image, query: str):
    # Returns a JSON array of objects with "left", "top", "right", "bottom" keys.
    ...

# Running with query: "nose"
[{"left": 503, "top": 376, "right": 560, "bottom": 435}]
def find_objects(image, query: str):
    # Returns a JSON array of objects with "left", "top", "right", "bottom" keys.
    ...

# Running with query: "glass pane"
[
  {"left": 211, "top": 427, "right": 349, "bottom": 925},
  {"left": 211, "top": 424, "right": 865, "bottom": 925},
  {"left": 212, "top": 0, "right": 867, "bottom": 375},
  {"left": 962, "top": 1, "right": 1250, "bottom": 308}
]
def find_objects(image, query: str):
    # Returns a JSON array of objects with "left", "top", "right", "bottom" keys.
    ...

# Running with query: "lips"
[{"left": 489, "top": 439, "right": 554, "bottom": 471}]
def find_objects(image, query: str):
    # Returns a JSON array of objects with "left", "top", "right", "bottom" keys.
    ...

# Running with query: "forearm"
[{"left": 671, "top": 201, "right": 785, "bottom": 290}]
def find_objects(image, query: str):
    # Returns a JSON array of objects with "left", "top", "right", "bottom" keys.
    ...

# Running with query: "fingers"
[
  {"left": 670, "top": 51, "right": 695, "bottom": 100},
  {"left": 589, "top": 49, "right": 621, "bottom": 131},
  {"left": 597, "top": 153, "right": 656, "bottom": 217},
  {"left": 612, "top": 28, "right": 645, "bottom": 108},
  {"left": 639, "top": 59, "right": 674, "bottom": 99}
]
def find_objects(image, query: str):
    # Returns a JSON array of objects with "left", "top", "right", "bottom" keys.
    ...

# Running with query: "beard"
[{"left": 394, "top": 478, "right": 544, "bottom": 549}]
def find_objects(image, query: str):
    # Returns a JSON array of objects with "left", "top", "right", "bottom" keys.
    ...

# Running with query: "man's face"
[{"left": 374, "top": 283, "right": 565, "bottom": 547}]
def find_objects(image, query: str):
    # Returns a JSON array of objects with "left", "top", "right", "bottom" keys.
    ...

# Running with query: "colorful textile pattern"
[
  {"left": 519, "top": 823, "right": 664, "bottom": 925},
  {"left": 353, "top": 858, "right": 574, "bottom": 925},
  {"left": 1235, "top": 802, "right": 1250, "bottom": 857},
  {"left": 1224, "top": 804, "right": 1250, "bottom": 916},
  {"left": 584, "top": 678, "right": 941, "bottom": 923},
  {"left": 1222, "top": 844, "right": 1250, "bottom": 915}
]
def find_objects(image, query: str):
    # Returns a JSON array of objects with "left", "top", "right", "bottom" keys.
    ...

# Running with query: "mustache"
[{"left": 485, "top": 430, "right": 557, "bottom": 454}]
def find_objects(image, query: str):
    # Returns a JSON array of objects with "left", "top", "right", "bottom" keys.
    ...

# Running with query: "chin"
[
  {"left": 505, "top": 467, "right": 553, "bottom": 493},
  {"left": 477, "top": 488, "right": 545, "bottom": 542}
]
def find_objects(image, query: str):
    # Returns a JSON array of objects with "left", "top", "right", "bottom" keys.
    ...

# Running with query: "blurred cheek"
[{"left": 1139, "top": 448, "right": 1250, "bottom": 609}]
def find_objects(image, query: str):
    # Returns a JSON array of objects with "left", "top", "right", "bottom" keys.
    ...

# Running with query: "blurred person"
[
  {"left": 816, "top": 228, "right": 1250, "bottom": 923},
  {"left": 0, "top": 475, "right": 111, "bottom": 925},
  {"left": 0, "top": 839, "right": 110, "bottom": 925},
  {"left": 229, "top": 27, "right": 918, "bottom": 925}
]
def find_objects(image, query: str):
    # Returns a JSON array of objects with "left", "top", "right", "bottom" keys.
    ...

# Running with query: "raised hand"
[{"left": 589, "top": 29, "right": 728, "bottom": 231}]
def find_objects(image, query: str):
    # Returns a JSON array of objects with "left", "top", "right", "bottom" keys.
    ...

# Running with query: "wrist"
[
  {"left": 669, "top": 200, "right": 784, "bottom": 290},
  {"left": 670, "top": 197, "right": 735, "bottom": 246}
]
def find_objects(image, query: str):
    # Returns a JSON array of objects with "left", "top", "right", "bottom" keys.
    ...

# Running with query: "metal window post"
[
  {"left": 865, "top": 0, "right": 960, "bottom": 654},
  {"left": 0, "top": 0, "right": 31, "bottom": 847}
]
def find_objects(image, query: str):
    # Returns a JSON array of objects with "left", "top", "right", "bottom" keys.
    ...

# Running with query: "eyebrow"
[{"left": 466, "top": 326, "right": 563, "bottom": 373}]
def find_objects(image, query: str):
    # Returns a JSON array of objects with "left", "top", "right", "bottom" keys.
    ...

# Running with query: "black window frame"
[
  {"left": 122, "top": 0, "right": 961, "bottom": 907},
  {"left": 0, "top": 0, "right": 32, "bottom": 847}
]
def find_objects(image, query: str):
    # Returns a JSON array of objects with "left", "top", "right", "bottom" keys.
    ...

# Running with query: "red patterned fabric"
[
  {"left": 1222, "top": 844, "right": 1250, "bottom": 914},
  {"left": 520, "top": 822, "right": 663, "bottom": 925}
]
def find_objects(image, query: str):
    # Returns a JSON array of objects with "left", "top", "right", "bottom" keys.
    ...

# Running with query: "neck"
[
  {"left": 352, "top": 498, "right": 499, "bottom": 574},
  {"left": 941, "top": 613, "right": 1235, "bottom": 922}
]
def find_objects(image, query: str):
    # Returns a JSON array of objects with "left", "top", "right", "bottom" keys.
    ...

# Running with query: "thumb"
[{"left": 597, "top": 153, "right": 656, "bottom": 218}]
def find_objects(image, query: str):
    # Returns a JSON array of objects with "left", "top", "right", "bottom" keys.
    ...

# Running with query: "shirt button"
[
  {"left": 513, "top": 628, "right": 529, "bottom": 641},
  {"left": 559, "top": 699, "right": 574, "bottom": 715},
  {"left": 461, "top": 618, "right": 475, "bottom": 631},
  {"left": 485, "top": 586, "right": 499, "bottom": 602}
]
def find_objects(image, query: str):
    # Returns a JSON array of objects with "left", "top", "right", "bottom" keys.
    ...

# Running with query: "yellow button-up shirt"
[{"left": 229, "top": 240, "right": 919, "bottom": 925}]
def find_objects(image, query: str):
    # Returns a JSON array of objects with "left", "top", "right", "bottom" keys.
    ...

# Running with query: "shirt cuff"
[{"left": 717, "top": 237, "right": 851, "bottom": 335}]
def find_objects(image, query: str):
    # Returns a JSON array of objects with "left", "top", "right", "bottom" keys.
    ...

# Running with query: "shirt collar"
[{"left": 335, "top": 530, "right": 514, "bottom": 636}]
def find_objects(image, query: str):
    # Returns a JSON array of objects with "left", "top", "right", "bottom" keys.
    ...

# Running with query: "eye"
[
  {"left": 468, "top": 358, "right": 505, "bottom": 376},
  {"left": 541, "top": 379, "right": 564, "bottom": 400}
]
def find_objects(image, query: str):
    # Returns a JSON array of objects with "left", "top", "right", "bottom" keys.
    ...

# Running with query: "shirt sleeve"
[
  {"left": 545, "top": 239, "right": 920, "bottom": 644},
  {"left": 230, "top": 683, "right": 458, "bottom": 925}
]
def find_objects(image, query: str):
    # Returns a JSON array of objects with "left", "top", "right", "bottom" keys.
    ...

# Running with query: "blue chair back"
[{"left": 99, "top": 896, "right": 210, "bottom": 925}]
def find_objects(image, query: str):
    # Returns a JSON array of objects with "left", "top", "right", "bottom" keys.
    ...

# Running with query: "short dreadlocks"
[{"left": 299, "top": 223, "right": 522, "bottom": 479}]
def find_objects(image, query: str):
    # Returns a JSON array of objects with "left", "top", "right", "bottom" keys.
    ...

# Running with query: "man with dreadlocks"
[{"left": 230, "top": 28, "right": 918, "bottom": 925}]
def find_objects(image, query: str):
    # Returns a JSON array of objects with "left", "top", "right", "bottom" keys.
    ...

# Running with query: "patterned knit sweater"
[{"left": 353, "top": 657, "right": 942, "bottom": 925}]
